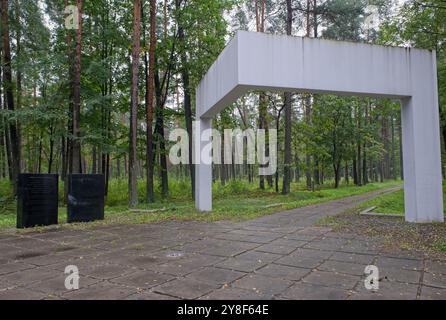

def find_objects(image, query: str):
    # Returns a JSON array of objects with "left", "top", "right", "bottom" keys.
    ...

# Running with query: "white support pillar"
[
  {"left": 401, "top": 50, "right": 444, "bottom": 223},
  {"left": 195, "top": 118, "right": 213, "bottom": 212}
]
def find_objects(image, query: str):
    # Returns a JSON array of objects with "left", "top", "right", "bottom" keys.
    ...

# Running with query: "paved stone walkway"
[{"left": 0, "top": 187, "right": 445, "bottom": 300}]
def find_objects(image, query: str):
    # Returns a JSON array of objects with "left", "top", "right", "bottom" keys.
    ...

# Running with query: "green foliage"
[
  {"left": 436, "top": 241, "right": 446, "bottom": 252},
  {"left": 379, "top": 1, "right": 446, "bottom": 169},
  {"left": 0, "top": 178, "right": 400, "bottom": 230},
  {"left": 0, "top": 0, "right": 429, "bottom": 215},
  {"left": 322, "top": 0, "right": 366, "bottom": 41},
  {"left": 0, "top": 180, "right": 15, "bottom": 229}
]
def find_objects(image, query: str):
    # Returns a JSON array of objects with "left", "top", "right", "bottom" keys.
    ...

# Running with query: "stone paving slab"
[
  {"left": 232, "top": 274, "right": 294, "bottom": 299},
  {"left": 0, "top": 187, "right": 445, "bottom": 300},
  {"left": 420, "top": 286, "right": 446, "bottom": 300},
  {"left": 61, "top": 282, "right": 137, "bottom": 300},
  {"left": 317, "top": 260, "right": 367, "bottom": 276},
  {"left": 153, "top": 278, "right": 218, "bottom": 299},
  {"left": 25, "top": 274, "right": 101, "bottom": 296},
  {"left": 328, "top": 252, "right": 376, "bottom": 265},
  {"left": 349, "top": 281, "right": 419, "bottom": 300},
  {"left": 302, "top": 270, "right": 360, "bottom": 290},
  {"left": 255, "top": 264, "right": 310, "bottom": 281},
  {"left": 281, "top": 282, "right": 351, "bottom": 300}
]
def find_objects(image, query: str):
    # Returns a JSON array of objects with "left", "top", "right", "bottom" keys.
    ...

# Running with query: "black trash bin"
[
  {"left": 67, "top": 174, "right": 105, "bottom": 223},
  {"left": 17, "top": 174, "right": 59, "bottom": 229}
]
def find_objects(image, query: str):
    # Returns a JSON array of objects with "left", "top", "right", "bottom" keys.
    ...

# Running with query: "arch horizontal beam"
[
  {"left": 195, "top": 31, "right": 444, "bottom": 223},
  {"left": 197, "top": 31, "right": 419, "bottom": 118}
]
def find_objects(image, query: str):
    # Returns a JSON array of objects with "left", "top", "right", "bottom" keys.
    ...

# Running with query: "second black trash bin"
[{"left": 67, "top": 174, "right": 105, "bottom": 223}]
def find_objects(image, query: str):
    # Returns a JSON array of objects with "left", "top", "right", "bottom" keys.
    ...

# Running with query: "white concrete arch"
[{"left": 195, "top": 31, "right": 444, "bottom": 223}]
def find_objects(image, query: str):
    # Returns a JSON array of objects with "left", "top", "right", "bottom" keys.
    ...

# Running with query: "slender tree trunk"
[
  {"left": 1, "top": 41, "right": 12, "bottom": 181},
  {"left": 92, "top": 146, "right": 97, "bottom": 174},
  {"left": 399, "top": 115, "right": 404, "bottom": 180},
  {"left": 382, "top": 115, "right": 391, "bottom": 180},
  {"left": 71, "top": 0, "right": 83, "bottom": 174},
  {"left": 294, "top": 154, "right": 300, "bottom": 182},
  {"left": 154, "top": 69, "right": 169, "bottom": 198},
  {"left": 313, "top": 0, "right": 318, "bottom": 37},
  {"left": 1, "top": 0, "right": 20, "bottom": 192},
  {"left": 306, "top": 0, "right": 311, "bottom": 36},
  {"left": 305, "top": 96, "right": 312, "bottom": 190},
  {"left": 220, "top": 128, "right": 226, "bottom": 186},
  {"left": 105, "top": 153, "right": 110, "bottom": 196},
  {"left": 61, "top": 137, "right": 67, "bottom": 179},
  {"left": 37, "top": 140, "right": 42, "bottom": 174},
  {"left": 391, "top": 115, "right": 397, "bottom": 179},
  {"left": 344, "top": 162, "right": 349, "bottom": 184},
  {"left": 304, "top": 1, "right": 313, "bottom": 191},
  {"left": 363, "top": 101, "right": 369, "bottom": 184},
  {"left": 48, "top": 126, "right": 54, "bottom": 174},
  {"left": 2, "top": 48, "right": 12, "bottom": 182},
  {"left": 275, "top": 109, "right": 282, "bottom": 193},
  {"left": 0, "top": 50, "right": 5, "bottom": 179},
  {"left": 129, "top": 0, "right": 141, "bottom": 208},
  {"left": 145, "top": 0, "right": 156, "bottom": 203},
  {"left": 259, "top": 94, "right": 267, "bottom": 190},
  {"left": 14, "top": 0, "right": 22, "bottom": 176},
  {"left": 0, "top": 119, "right": 4, "bottom": 179},
  {"left": 282, "top": 0, "right": 293, "bottom": 195},
  {"left": 357, "top": 105, "right": 362, "bottom": 186},
  {"left": 334, "top": 162, "right": 340, "bottom": 189},
  {"left": 5, "top": 127, "right": 12, "bottom": 180},
  {"left": 255, "top": 0, "right": 269, "bottom": 190},
  {"left": 177, "top": 2, "right": 195, "bottom": 199},
  {"left": 313, "top": 159, "right": 320, "bottom": 186},
  {"left": 64, "top": 0, "right": 73, "bottom": 185},
  {"left": 353, "top": 159, "right": 358, "bottom": 185},
  {"left": 14, "top": 0, "right": 21, "bottom": 111}
]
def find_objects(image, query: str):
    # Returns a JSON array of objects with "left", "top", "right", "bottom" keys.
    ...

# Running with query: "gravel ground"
[{"left": 318, "top": 209, "right": 446, "bottom": 260}]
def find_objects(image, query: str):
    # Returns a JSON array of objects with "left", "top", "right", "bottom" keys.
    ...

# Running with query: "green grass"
[
  {"left": 359, "top": 184, "right": 446, "bottom": 216},
  {"left": 0, "top": 180, "right": 15, "bottom": 229},
  {"left": 436, "top": 241, "right": 446, "bottom": 252},
  {"left": 359, "top": 189, "right": 406, "bottom": 215},
  {"left": 0, "top": 178, "right": 401, "bottom": 232}
]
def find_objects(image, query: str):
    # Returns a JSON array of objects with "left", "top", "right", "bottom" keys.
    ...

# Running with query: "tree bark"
[
  {"left": 282, "top": 0, "right": 293, "bottom": 195},
  {"left": 305, "top": 96, "right": 312, "bottom": 190},
  {"left": 145, "top": 0, "right": 156, "bottom": 203},
  {"left": 1, "top": 0, "right": 20, "bottom": 192},
  {"left": 177, "top": 10, "right": 195, "bottom": 199},
  {"left": 362, "top": 101, "right": 369, "bottom": 184},
  {"left": 391, "top": 114, "right": 397, "bottom": 179},
  {"left": 399, "top": 115, "right": 404, "bottom": 180},
  {"left": 304, "top": 0, "right": 313, "bottom": 191},
  {"left": 129, "top": 0, "right": 141, "bottom": 208},
  {"left": 154, "top": 68, "right": 169, "bottom": 198},
  {"left": 0, "top": 53, "right": 4, "bottom": 179},
  {"left": 71, "top": 0, "right": 83, "bottom": 174},
  {"left": 357, "top": 104, "right": 362, "bottom": 186}
]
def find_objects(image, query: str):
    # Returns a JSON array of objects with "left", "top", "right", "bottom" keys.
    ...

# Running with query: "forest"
[{"left": 0, "top": 0, "right": 445, "bottom": 210}]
